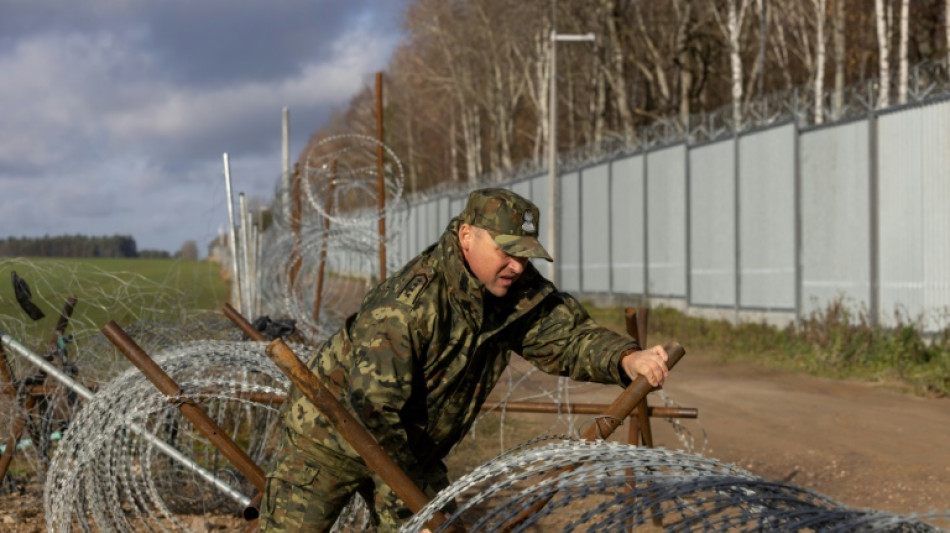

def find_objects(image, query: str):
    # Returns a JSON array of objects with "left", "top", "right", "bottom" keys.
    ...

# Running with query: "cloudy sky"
[{"left": 0, "top": 1, "right": 409, "bottom": 255}]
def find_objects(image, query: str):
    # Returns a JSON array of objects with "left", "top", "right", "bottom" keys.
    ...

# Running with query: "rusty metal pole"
[
  {"left": 289, "top": 163, "right": 303, "bottom": 294},
  {"left": 222, "top": 303, "right": 267, "bottom": 342},
  {"left": 101, "top": 322, "right": 266, "bottom": 492},
  {"left": 623, "top": 308, "right": 642, "bottom": 446},
  {"left": 480, "top": 401, "right": 695, "bottom": 418},
  {"left": 499, "top": 342, "right": 685, "bottom": 532},
  {"left": 0, "top": 297, "right": 78, "bottom": 483},
  {"left": 313, "top": 161, "right": 336, "bottom": 324},
  {"left": 265, "top": 338, "right": 457, "bottom": 532},
  {"left": 48, "top": 297, "right": 77, "bottom": 352},
  {"left": 624, "top": 307, "right": 655, "bottom": 447},
  {"left": 0, "top": 342, "right": 29, "bottom": 486},
  {"left": 376, "top": 71, "right": 387, "bottom": 283}
]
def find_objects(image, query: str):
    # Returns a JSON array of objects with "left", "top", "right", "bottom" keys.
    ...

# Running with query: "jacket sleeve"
[
  {"left": 516, "top": 291, "right": 640, "bottom": 385},
  {"left": 343, "top": 300, "right": 425, "bottom": 472}
]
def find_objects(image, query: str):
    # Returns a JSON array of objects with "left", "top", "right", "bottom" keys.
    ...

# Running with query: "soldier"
[{"left": 260, "top": 188, "right": 669, "bottom": 532}]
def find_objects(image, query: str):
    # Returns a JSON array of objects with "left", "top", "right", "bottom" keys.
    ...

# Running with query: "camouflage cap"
[{"left": 460, "top": 188, "right": 553, "bottom": 262}]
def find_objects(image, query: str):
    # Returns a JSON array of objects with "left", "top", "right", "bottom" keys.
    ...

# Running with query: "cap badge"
[{"left": 521, "top": 211, "right": 536, "bottom": 233}]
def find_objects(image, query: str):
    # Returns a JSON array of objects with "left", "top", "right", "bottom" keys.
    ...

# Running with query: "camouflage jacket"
[{"left": 282, "top": 217, "right": 640, "bottom": 473}]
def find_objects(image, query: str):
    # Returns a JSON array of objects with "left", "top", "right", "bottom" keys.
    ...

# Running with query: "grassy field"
[{"left": 0, "top": 257, "right": 229, "bottom": 351}]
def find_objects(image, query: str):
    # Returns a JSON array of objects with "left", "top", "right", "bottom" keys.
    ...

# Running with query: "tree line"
[
  {"left": 303, "top": 0, "right": 947, "bottom": 195},
  {"left": 0, "top": 235, "right": 160, "bottom": 258}
]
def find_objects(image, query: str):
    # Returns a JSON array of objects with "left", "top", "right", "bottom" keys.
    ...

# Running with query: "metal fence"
[{"left": 387, "top": 95, "right": 950, "bottom": 333}]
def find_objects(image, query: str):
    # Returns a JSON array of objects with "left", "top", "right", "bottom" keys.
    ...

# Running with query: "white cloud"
[{"left": 0, "top": 2, "right": 408, "bottom": 253}]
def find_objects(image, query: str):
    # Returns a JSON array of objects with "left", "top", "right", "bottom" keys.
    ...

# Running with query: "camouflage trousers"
[{"left": 259, "top": 428, "right": 450, "bottom": 533}]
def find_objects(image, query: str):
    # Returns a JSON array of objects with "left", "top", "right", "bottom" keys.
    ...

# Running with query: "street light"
[{"left": 548, "top": 31, "right": 595, "bottom": 284}]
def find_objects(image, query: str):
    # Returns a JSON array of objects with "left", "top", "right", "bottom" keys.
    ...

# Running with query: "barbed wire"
[
  {"left": 403, "top": 439, "right": 950, "bottom": 532},
  {"left": 43, "top": 340, "right": 301, "bottom": 533}
]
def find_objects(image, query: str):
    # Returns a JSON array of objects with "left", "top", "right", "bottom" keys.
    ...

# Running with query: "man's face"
[{"left": 459, "top": 223, "right": 529, "bottom": 297}]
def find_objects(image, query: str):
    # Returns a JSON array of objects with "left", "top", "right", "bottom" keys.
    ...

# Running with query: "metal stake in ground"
[{"left": 101, "top": 322, "right": 267, "bottom": 492}]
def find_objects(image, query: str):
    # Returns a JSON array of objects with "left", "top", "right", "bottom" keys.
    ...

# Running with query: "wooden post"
[
  {"left": 313, "top": 161, "right": 336, "bottom": 324},
  {"left": 289, "top": 164, "right": 303, "bottom": 295}
]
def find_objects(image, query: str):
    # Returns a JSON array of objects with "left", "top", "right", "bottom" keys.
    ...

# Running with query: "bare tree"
[
  {"left": 946, "top": 0, "right": 950, "bottom": 67},
  {"left": 875, "top": 0, "right": 891, "bottom": 108},
  {"left": 710, "top": 0, "right": 754, "bottom": 130},
  {"left": 832, "top": 0, "right": 845, "bottom": 119},
  {"left": 897, "top": 0, "right": 909, "bottom": 104},
  {"left": 177, "top": 240, "right": 199, "bottom": 261},
  {"left": 813, "top": 0, "right": 828, "bottom": 123}
]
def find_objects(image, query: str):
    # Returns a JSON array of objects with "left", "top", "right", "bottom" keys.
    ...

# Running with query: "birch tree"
[
  {"left": 813, "top": 0, "right": 827, "bottom": 123},
  {"left": 710, "top": 0, "right": 753, "bottom": 130},
  {"left": 897, "top": 0, "right": 909, "bottom": 104},
  {"left": 832, "top": 0, "right": 845, "bottom": 119},
  {"left": 875, "top": 0, "right": 891, "bottom": 108}
]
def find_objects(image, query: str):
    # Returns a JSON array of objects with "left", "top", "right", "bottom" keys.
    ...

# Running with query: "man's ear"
[{"left": 458, "top": 223, "right": 473, "bottom": 251}]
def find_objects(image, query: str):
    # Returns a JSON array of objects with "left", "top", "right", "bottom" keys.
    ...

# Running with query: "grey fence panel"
[
  {"left": 580, "top": 164, "right": 611, "bottom": 293},
  {"left": 407, "top": 203, "right": 420, "bottom": 259},
  {"left": 610, "top": 155, "right": 646, "bottom": 294},
  {"left": 559, "top": 171, "right": 581, "bottom": 291},
  {"left": 381, "top": 97, "right": 949, "bottom": 330},
  {"left": 646, "top": 144, "right": 687, "bottom": 298},
  {"left": 450, "top": 195, "right": 466, "bottom": 220},
  {"left": 438, "top": 196, "right": 451, "bottom": 232},
  {"left": 879, "top": 100, "right": 950, "bottom": 331},
  {"left": 512, "top": 178, "right": 532, "bottom": 204},
  {"left": 396, "top": 205, "right": 410, "bottom": 269},
  {"left": 800, "top": 121, "right": 872, "bottom": 316},
  {"left": 416, "top": 201, "right": 428, "bottom": 254},
  {"left": 879, "top": 107, "right": 924, "bottom": 326},
  {"left": 920, "top": 101, "right": 950, "bottom": 331},
  {"left": 738, "top": 124, "right": 796, "bottom": 310},
  {"left": 424, "top": 199, "right": 439, "bottom": 247},
  {"left": 530, "top": 173, "right": 556, "bottom": 280},
  {"left": 688, "top": 140, "right": 736, "bottom": 307}
]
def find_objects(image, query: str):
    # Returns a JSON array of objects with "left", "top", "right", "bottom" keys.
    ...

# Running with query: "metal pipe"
[
  {"left": 0, "top": 331, "right": 249, "bottom": 506},
  {"left": 239, "top": 193, "right": 253, "bottom": 319},
  {"left": 102, "top": 321, "right": 266, "bottom": 492},
  {"left": 223, "top": 152, "right": 242, "bottom": 313},
  {"left": 265, "top": 338, "right": 457, "bottom": 532},
  {"left": 0, "top": 334, "right": 93, "bottom": 403},
  {"left": 479, "top": 401, "right": 696, "bottom": 418}
]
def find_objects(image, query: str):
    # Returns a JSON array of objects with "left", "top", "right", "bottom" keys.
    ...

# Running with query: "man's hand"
[{"left": 620, "top": 345, "right": 669, "bottom": 387}]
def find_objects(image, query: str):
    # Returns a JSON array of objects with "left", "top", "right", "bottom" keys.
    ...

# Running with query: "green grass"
[
  {"left": 0, "top": 257, "right": 229, "bottom": 352},
  {"left": 585, "top": 300, "right": 950, "bottom": 398}
]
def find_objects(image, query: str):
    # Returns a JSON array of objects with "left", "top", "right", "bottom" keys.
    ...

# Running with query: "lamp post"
[{"left": 548, "top": 31, "right": 595, "bottom": 284}]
